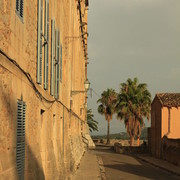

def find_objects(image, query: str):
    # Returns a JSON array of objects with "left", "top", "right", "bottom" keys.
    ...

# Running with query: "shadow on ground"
[{"left": 94, "top": 145, "right": 179, "bottom": 180}]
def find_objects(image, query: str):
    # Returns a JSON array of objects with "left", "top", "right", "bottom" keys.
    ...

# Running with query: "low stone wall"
[
  {"left": 114, "top": 143, "right": 148, "bottom": 154},
  {"left": 161, "top": 136, "right": 180, "bottom": 166},
  {"left": 93, "top": 139, "right": 144, "bottom": 146}
]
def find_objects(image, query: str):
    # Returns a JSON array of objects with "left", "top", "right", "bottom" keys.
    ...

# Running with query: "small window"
[
  {"left": 16, "top": 98, "right": 26, "bottom": 180},
  {"left": 85, "top": 0, "right": 89, "bottom": 7},
  {"left": 16, "top": 0, "right": 24, "bottom": 22}
]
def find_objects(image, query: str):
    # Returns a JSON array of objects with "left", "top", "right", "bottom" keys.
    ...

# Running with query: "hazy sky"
[{"left": 87, "top": 0, "right": 180, "bottom": 135}]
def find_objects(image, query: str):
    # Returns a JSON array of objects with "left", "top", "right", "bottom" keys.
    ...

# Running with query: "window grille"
[{"left": 16, "top": 99, "right": 26, "bottom": 180}]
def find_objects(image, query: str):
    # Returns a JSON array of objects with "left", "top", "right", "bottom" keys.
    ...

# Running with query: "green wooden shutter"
[
  {"left": 16, "top": 99, "right": 26, "bottom": 180},
  {"left": 44, "top": 0, "right": 49, "bottom": 90},
  {"left": 37, "top": 0, "right": 43, "bottom": 84},
  {"left": 51, "top": 19, "right": 55, "bottom": 95},
  {"left": 16, "top": 0, "right": 24, "bottom": 21},
  {"left": 60, "top": 44, "right": 62, "bottom": 82},
  {"left": 19, "top": 0, "right": 24, "bottom": 19},
  {"left": 16, "top": 0, "right": 20, "bottom": 12},
  {"left": 57, "top": 30, "right": 60, "bottom": 99},
  {"left": 55, "top": 29, "right": 58, "bottom": 99}
]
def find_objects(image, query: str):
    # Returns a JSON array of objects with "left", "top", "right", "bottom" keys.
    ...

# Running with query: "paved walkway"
[
  {"left": 72, "top": 150, "right": 101, "bottom": 180},
  {"left": 72, "top": 147, "right": 180, "bottom": 180}
]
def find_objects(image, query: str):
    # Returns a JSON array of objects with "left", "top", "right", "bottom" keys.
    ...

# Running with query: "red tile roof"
[{"left": 156, "top": 93, "right": 180, "bottom": 107}]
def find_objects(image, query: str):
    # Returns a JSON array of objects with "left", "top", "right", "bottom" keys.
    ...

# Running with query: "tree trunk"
[
  {"left": 107, "top": 121, "right": 110, "bottom": 144},
  {"left": 130, "top": 136, "right": 134, "bottom": 146}
]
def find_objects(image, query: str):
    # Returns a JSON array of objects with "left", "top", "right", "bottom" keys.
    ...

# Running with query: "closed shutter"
[
  {"left": 16, "top": 99, "right": 26, "bottom": 180},
  {"left": 16, "top": 0, "right": 24, "bottom": 21},
  {"left": 55, "top": 29, "right": 58, "bottom": 99},
  {"left": 44, "top": 0, "right": 49, "bottom": 90},
  {"left": 51, "top": 19, "right": 55, "bottom": 96},
  {"left": 57, "top": 30, "right": 60, "bottom": 99},
  {"left": 37, "top": 0, "right": 43, "bottom": 84},
  {"left": 60, "top": 45, "right": 62, "bottom": 82},
  {"left": 16, "top": 0, "right": 20, "bottom": 12},
  {"left": 20, "top": 0, "right": 24, "bottom": 18}
]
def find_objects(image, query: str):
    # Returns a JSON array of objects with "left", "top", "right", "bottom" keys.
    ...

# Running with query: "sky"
[{"left": 87, "top": 0, "right": 180, "bottom": 135}]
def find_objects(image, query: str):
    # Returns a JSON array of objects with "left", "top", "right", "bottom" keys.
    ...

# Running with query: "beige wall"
[
  {"left": 162, "top": 107, "right": 180, "bottom": 139},
  {"left": 161, "top": 107, "right": 169, "bottom": 138},
  {"left": 0, "top": 0, "right": 88, "bottom": 179}
]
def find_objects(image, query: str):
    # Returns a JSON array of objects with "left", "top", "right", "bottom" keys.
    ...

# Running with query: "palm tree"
[
  {"left": 116, "top": 78, "right": 151, "bottom": 146},
  {"left": 134, "top": 83, "right": 151, "bottom": 145},
  {"left": 97, "top": 88, "right": 117, "bottom": 144},
  {"left": 87, "top": 109, "right": 98, "bottom": 133}
]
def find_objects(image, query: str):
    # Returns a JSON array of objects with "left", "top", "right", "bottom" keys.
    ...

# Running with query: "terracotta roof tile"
[{"left": 156, "top": 93, "right": 180, "bottom": 107}]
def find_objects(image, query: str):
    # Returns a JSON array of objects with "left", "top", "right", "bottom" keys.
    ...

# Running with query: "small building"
[{"left": 149, "top": 93, "right": 180, "bottom": 158}]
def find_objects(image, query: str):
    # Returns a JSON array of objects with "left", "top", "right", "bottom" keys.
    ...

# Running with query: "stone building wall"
[{"left": 0, "top": 0, "right": 89, "bottom": 179}]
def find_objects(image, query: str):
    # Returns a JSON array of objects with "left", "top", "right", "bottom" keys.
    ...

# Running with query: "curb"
[
  {"left": 134, "top": 155, "right": 180, "bottom": 177},
  {"left": 97, "top": 155, "right": 107, "bottom": 180}
]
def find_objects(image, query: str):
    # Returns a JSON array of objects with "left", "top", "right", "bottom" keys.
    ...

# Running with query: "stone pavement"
[
  {"left": 135, "top": 154, "right": 180, "bottom": 177},
  {"left": 71, "top": 150, "right": 102, "bottom": 180},
  {"left": 72, "top": 148, "right": 180, "bottom": 180}
]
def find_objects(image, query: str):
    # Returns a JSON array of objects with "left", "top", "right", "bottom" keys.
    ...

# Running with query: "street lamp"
[
  {"left": 71, "top": 79, "right": 90, "bottom": 95},
  {"left": 84, "top": 79, "right": 90, "bottom": 91}
]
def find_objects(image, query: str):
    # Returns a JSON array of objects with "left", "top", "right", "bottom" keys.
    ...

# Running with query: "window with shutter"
[
  {"left": 16, "top": 0, "right": 19, "bottom": 12},
  {"left": 55, "top": 29, "right": 59, "bottom": 99},
  {"left": 60, "top": 45, "right": 62, "bottom": 82},
  {"left": 37, "top": 0, "right": 43, "bottom": 84},
  {"left": 44, "top": 0, "right": 49, "bottom": 90},
  {"left": 51, "top": 19, "right": 55, "bottom": 96},
  {"left": 16, "top": 0, "right": 24, "bottom": 22},
  {"left": 20, "top": 0, "right": 24, "bottom": 18},
  {"left": 57, "top": 30, "right": 60, "bottom": 99},
  {"left": 16, "top": 99, "right": 26, "bottom": 180}
]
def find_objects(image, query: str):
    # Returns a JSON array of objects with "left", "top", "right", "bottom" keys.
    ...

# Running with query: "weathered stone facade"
[{"left": 0, "top": 0, "right": 89, "bottom": 179}]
